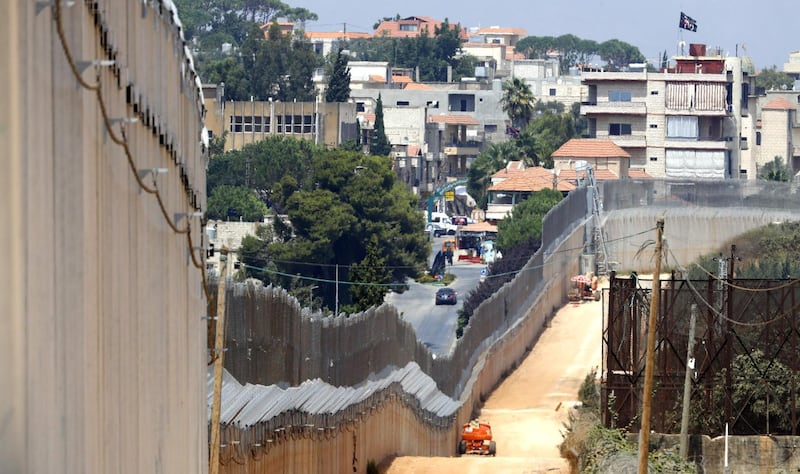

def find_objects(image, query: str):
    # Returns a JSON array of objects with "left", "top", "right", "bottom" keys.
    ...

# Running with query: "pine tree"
[
  {"left": 348, "top": 235, "right": 392, "bottom": 312},
  {"left": 370, "top": 94, "right": 392, "bottom": 156},
  {"left": 325, "top": 49, "right": 351, "bottom": 103}
]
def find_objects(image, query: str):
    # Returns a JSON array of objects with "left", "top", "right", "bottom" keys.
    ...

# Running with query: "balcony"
[
  {"left": 664, "top": 137, "right": 729, "bottom": 150},
  {"left": 443, "top": 141, "right": 481, "bottom": 156},
  {"left": 581, "top": 101, "right": 647, "bottom": 116}
]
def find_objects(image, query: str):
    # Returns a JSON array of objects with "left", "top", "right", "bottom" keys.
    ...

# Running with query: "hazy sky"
[{"left": 292, "top": 0, "right": 795, "bottom": 70}]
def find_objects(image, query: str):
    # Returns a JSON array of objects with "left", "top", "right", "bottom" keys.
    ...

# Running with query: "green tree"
[
  {"left": 501, "top": 77, "right": 535, "bottom": 130},
  {"left": 758, "top": 156, "right": 791, "bottom": 181},
  {"left": 496, "top": 188, "right": 562, "bottom": 251},
  {"left": 347, "top": 235, "right": 392, "bottom": 312},
  {"left": 518, "top": 110, "right": 577, "bottom": 168},
  {"left": 370, "top": 94, "right": 392, "bottom": 156},
  {"left": 206, "top": 135, "right": 320, "bottom": 211},
  {"left": 325, "top": 49, "right": 351, "bottom": 103},
  {"left": 201, "top": 21, "right": 316, "bottom": 102},
  {"left": 240, "top": 150, "right": 428, "bottom": 311},
  {"left": 597, "top": 39, "right": 646, "bottom": 71},
  {"left": 207, "top": 185, "right": 269, "bottom": 221},
  {"left": 208, "top": 130, "right": 228, "bottom": 158},
  {"left": 756, "top": 66, "right": 793, "bottom": 91}
]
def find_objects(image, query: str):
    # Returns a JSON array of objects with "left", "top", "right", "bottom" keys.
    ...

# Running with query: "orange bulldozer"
[{"left": 457, "top": 419, "right": 496, "bottom": 456}]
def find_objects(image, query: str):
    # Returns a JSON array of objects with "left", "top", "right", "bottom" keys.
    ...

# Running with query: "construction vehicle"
[{"left": 457, "top": 419, "right": 496, "bottom": 456}]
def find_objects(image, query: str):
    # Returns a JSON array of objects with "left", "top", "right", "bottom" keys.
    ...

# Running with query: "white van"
[{"left": 427, "top": 212, "right": 457, "bottom": 235}]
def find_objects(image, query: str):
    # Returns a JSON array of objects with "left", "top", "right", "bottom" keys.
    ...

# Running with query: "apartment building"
[
  {"left": 580, "top": 44, "right": 756, "bottom": 179},
  {"left": 351, "top": 79, "right": 508, "bottom": 193},
  {"left": 203, "top": 84, "right": 359, "bottom": 152}
]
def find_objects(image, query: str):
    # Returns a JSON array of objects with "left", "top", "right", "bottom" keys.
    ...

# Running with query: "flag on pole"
[{"left": 679, "top": 12, "right": 698, "bottom": 32}]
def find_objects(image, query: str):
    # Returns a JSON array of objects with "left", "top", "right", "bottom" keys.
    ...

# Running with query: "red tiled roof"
[
  {"left": 557, "top": 168, "right": 620, "bottom": 182},
  {"left": 763, "top": 97, "right": 797, "bottom": 110},
  {"left": 551, "top": 139, "right": 631, "bottom": 159},
  {"left": 506, "top": 47, "right": 525, "bottom": 60},
  {"left": 391, "top": 75, "right": 413, "bottom": 83},
  {"left": 373, "top": 16, "right": 468, "bottom": 40},
  {"left": 404, "top": 83, "right": 432, "bottom": 90},
  {"left": 488, "top": 167, "right": 576, "bottom": 192},
  {"left": 490, "top": 161, "right": 526, "bottom": 179},
  {"left": 428, "top": 114, "right": 480, "bottom": 126},
  {"left": 627, "top": 169, "right": 653, "bottom": 179}
]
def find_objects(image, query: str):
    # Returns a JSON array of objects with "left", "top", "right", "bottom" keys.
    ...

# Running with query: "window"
[
  {"left": 356, "top": 102, "right": 365, "bottom": 112},
  {"left": 650, "top": 90, "right": 659, "bottom": 95},
  {"left": 399, "top": 24, "right": 418, "bottom": 32},
  {"left": 484, "top": 124, "right": 498, "bottom": 133},
  {"left": 650, "top": 156, "right": 658, "bottom": 161},
  {"left": 666, "top": 116, "right": 698, "bottom": 138},
  {"left": 549, "top": 88, "right": 556, "bottom": 96},
  {"left": 229, "top": 115, "right": 243, "bottom": 133},
  {"left": 608, "top": 90, "right": 632, "bottom": 102},
  {"left": 609, "top": 123, "right": 632, "bottom": 135},
  {"left": 396, "top": 101, "right": 410, "bottom": 107},
  {"left": 756, "top": 131, "right": 761, "bottom": 145},
  {"left": 649, "top": 124, "right": 658, "bottom": 129}
]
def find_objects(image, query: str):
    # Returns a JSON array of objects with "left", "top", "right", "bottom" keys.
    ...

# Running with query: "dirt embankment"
[{"left": 382, "top": 298, "right": 604, "bottom": 474}]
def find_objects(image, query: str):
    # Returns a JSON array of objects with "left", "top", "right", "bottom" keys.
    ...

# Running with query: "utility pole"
[
  {"left": 638, "top": 217, "right": 664, "bottom": 474},
  {"left": 679, "top": 304, "right": 697, "bottom": 459},
  {"left": 335, "top": 263, "right": 339, "bottom": 316},
  {"left": 209, "top": 249, "right": 231, "bottom": 474}
]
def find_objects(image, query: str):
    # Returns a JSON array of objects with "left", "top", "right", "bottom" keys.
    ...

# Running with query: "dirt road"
[{"left": 382, "top": 297, "right": 604, "bottom": 474}]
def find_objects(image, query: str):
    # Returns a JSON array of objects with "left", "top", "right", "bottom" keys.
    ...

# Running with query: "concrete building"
[
  {"left": 203, "top": 84, "right": 359, "bottom": 151},
  {"left": 351, "top": 80, "right": 508, "bottom": 193},
  {"left": 756, "top": 97, "right": 798, "bottom": 175},
  {"left": 472, "top": 26, "right": 527, "bottom": 47},
  {"left": 373, "top": 15, "right": 468, "bottom": 40},
  {"left": 580, "top": 44, "right": 757, "bottom": 179},
  {"left": 783, "top": 50, "right": 800, "bottom": 89},
  {"left": 306, "top": 30, "right": 371, "bottom": 57}
]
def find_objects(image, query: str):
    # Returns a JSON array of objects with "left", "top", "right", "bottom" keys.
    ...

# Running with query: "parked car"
[
  {"left": 426, "top": 222, "right": 446, "bottom": 238},
  {"left": 435, "top": 287, "right": 457, "bottom": 305}
]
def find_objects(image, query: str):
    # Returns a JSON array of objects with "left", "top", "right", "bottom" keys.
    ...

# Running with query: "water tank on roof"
[{"left": 689, "top": 43, "right": 706, "bottom": 56}]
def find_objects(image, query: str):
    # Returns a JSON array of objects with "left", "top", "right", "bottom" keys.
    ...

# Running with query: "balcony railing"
[{"left": 581, "top": 102, "right": 647, "bottom": 115}]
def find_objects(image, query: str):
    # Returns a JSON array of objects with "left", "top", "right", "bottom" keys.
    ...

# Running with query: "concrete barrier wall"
[
  {"left": 216, "top": 210, "right": 588, "bottom": 473},
  {"left": 641, "top": 434, "right": 800, "bottom": 474},
  {"left": 1, "top": 1, "right": 208, "bottom": 472},
  {"left": 602, "top": 207, "right": 800, "bottom": 273}
]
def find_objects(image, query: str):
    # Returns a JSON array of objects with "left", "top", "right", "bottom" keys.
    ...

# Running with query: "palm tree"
[{"left": 501, "top": 77, "right": 535, "bottom": 130}]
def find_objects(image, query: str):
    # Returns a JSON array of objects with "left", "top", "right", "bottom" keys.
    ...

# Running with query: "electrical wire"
[{"left": 665, "top": 247, "right": 797, "bottom": 328}]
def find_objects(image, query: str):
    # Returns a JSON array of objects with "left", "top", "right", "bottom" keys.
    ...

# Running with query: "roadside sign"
[{"left": 445, "top": 190, "right": 455, "bottom": 201}]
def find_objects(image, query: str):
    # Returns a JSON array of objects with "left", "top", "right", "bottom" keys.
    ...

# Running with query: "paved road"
[{"left": 384, "top": 235, "right": 484, "bottom": 355}]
